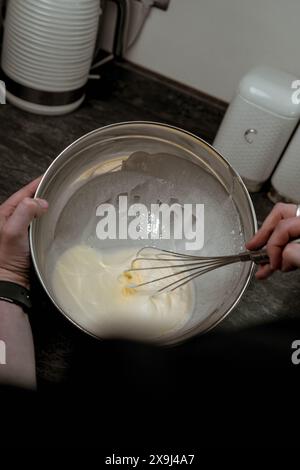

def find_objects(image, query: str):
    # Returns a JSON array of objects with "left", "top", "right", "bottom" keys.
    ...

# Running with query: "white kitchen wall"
[{"left": 116, "top": 0, "right": 300, "bottom": 103}]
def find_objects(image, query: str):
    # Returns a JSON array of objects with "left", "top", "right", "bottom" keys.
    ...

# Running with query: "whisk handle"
[
  {"left": 246, "top": 238, "right": 300, "bottom": 265},
  {"left": 238, "top": 249, "right": 269, "bottom": 264},
  {"left": 248, "top": 249, "right": 269, "bottom": 264}
]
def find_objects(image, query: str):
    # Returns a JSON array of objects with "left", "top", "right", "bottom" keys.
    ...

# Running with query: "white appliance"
[
  {"left": 270, "top": 122, "right": 300, "bottom": 203},
  {"left": 0, "top": 0, "right": 170, "bottom": 115},
  {"left": 1, "top": 0, "right": 102, "bottom": 115},
  {"left": 213, "top": 66, "right": 300, "bottom": 192}
]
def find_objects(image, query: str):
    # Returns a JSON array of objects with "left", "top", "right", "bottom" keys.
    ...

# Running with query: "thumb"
[
  {"left": 281, "top": 243, "right": 300, "bottom": 272},
  {"left": 3, "top": 197, "right": 48, "bottom": 239}
]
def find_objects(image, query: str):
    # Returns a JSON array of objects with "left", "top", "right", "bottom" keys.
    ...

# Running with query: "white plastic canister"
[{"left": 214, "top": 66, "right": 300, "bottom": 192}]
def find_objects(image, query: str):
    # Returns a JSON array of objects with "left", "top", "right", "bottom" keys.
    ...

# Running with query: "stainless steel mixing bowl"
[{"left": 30, "top": 121, "right": 257, "bottom": 344}]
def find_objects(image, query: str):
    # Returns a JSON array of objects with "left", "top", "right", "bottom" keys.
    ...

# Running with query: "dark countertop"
[{"left": 0, "top": 61, "right": 300, "bottom": 386}]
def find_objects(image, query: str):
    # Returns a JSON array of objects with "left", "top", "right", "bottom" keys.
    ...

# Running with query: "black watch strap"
[{"left": 0, "top": 281, "right": 32, "bottom": 312}]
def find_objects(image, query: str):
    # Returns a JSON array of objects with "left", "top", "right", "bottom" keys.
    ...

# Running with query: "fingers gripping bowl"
[{"left": 30, "top": 122, "right": 257, "bottom": 345}]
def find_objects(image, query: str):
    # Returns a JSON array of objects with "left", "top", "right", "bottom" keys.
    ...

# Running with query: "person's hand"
[
  {"left": 0, "top": 178, "right": 48, "bottom": 289},
  {"left": 246, "top": 203, "right": 300, "bottom": 280}
]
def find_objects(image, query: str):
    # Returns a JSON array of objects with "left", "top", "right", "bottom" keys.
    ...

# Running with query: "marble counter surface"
[{"left": 0, "top": 61, "right": 299, "bottom": 386}]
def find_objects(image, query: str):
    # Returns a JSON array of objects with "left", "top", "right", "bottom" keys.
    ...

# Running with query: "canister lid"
[{"left": 238, "top": 66, "right": 300, "bottom": 118}]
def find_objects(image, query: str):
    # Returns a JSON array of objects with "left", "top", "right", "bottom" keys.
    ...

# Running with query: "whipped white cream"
[{"left": 51, "top": 244, "right": 193, "bottom": 340}]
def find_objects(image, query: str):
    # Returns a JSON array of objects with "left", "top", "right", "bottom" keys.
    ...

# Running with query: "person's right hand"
[{"left": 246, "top": 202, "right": 300, "bottom": 280}]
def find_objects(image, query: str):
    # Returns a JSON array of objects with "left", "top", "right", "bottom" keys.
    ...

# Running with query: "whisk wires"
[{"left": 125, "top": 247, "right": 244, "bottom": 294}]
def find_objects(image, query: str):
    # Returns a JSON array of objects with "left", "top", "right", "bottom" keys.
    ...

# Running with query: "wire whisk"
[{"left": 124, "top": 246, "right": 271, "bottom": 294}]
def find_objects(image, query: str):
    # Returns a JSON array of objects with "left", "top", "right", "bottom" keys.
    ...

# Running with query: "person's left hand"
[{"left": 0, "top": 178, "right": 48, "bottom": 289}]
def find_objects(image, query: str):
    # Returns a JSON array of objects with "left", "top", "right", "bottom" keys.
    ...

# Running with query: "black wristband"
[{"left": 0, "top": 281, "right": 32, "bottom": 312}]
